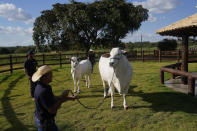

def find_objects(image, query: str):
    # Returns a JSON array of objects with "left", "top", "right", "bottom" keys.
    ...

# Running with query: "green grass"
[{"left": 1, "top": 62, "right": 197, "bottom": 131}]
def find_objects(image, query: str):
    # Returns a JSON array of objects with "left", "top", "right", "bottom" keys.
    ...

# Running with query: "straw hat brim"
[
  {"left": 89, "top": 49, "right": 94, "bottom": 52},
  {"left": 32, "top": 65, "right": 52, "bottom": 82}
]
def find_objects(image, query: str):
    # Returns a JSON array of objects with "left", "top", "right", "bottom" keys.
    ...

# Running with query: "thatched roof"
[{"left": 156, "top": 13, "right": 197, "bottom": 37}]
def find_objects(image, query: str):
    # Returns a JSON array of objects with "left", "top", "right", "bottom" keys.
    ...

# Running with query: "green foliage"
[
  {"left": 0, "top": 48, "right": 10, "bottom": 54},
  {"left": 158, "top": 39, "right": 177, "bottom": 51},
  {"left": 33, "top": 0, "right": 148, "bottom": 53},
  {"left": 0, "top": 46, "right": 37, "bottom": 55},
  {"left": 14, "top": 46, "right": 35, "bottom": 54},
  {"left": 123, "top": 41, "right": 159, "bottom": 51}
]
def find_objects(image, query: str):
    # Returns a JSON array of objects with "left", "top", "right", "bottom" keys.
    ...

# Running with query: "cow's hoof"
[
  {"left": 111, "top": 106, "right": 114, "bottom": 109},
  {"left": 124, "top": 106, "right": 128, "bottom": 110},
  {"left": 77, "top": 91, "right": 80, "bottom": 94}
]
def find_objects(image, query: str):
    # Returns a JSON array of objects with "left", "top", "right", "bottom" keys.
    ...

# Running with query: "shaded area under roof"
[{"left": 156, "top": 13, "right": 197, "bottom": 37}]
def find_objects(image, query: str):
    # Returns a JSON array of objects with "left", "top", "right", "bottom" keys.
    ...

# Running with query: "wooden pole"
[
  {"left": 9, "top": 55, "right": 13, "bottom": 74},
  {"left": 159, "top": 50, "right": 161, "bottom": 62},
  {"left": 171, "top": 67, "right": 176, "bottom": 79},
  {"left": 181, "top": 36, "right": 188, "bottom": 84},
  {"left": 136, "top": 50, "right": 138, "bottom": 60},
  {"left": 177, "top": 49, "right": 181, "bottom": 62},
  {"left": 142, "top": 50, "right": 144, "bottom": 62},
  {"left": 59, "top": 52, "right": 62, "bottom": 68},
  {"left": 160, "top": 70, "right": 164, "bottom": 84},
  {"left": 188, "top": 77, "right": 195, "bottom": 96}
]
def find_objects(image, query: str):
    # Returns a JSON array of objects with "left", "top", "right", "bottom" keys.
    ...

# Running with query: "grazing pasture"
[{"left": 0, "top": 62, "right": 197, "bottom": 130}]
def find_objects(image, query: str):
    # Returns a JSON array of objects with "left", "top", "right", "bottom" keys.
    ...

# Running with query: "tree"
[
  {"left": 33, "top": 0, "right": 148, "bottom": 53},
  {"left": 158, "top": 39, "right": 177, "bottom": 51},
  {"left": 101, "top": 0, "right": 148, "bottom": 47},
  {"left": 33, "top": 10, "right": 71, "bottom": 52}
]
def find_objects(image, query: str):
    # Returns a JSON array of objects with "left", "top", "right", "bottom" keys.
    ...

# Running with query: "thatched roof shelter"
[
  {"left": 156, "top": 13, "right": 197, "bottom": 84},
  {"left": 157, "top": 13, "right": 197, "bottom": 36}
]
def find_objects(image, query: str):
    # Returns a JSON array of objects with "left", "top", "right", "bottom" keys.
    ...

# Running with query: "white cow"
[
  {"left": 71, "top": 57, "right": 92, "bottom": 93},
  {"left": 99, "top": 48, "right": 133, "bottom": 110}
]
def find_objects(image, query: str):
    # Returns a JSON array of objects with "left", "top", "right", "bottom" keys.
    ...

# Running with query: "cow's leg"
[
  {"left": 77, "top": 76, "right": 81, "bottom": 94},
  {"left": 103, "top": 80, "right": 107, "bottom": 98},
  {"left": 123, "top": 93, "right": 128, "bottom": 110},
  {"left": 109, "top": 84, "right": 114, "bottom": 109},
  {"left": 85, "top": 75, "right": 88, "bottom": 87},
  {"left": 72, "top": 74, "right": 77, "bottom": 93},
  {"left": 87, "top": 75, "right": 90, "bottom": 88}
]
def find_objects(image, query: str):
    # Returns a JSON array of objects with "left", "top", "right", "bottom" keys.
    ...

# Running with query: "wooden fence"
[
  {"left": 1, "top": 49, "right": 197, "bottom": 74},
  {"left": 0, "top": 52, "right": 105, "bottom": 74}
]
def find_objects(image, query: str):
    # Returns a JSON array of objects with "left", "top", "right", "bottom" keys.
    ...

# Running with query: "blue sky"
[{"left": 0, "top": 0, "right": 196, "bottom": 47}]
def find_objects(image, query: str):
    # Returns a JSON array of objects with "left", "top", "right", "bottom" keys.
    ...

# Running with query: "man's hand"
[
  {"left": 60, "top": 90, "right": 70, "bottom": 102},
  {"left": 69, "top": 95, "right": 77, "bottom": 101}
]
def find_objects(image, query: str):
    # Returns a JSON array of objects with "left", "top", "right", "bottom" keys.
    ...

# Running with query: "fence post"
[
  {"left": 188, "top": 77, "right": 195, "bottom": 96},
  {"left": 9, "top": 55, "right": 13, "bottom": 74},
  {"left": 159, "top": 50, "right": 161, "bottom": 62},
  {"left": 142, "top": 50, "right": 144, "bottom": 62},
  {"left": 160, "top": 69, "right": 164, "bottom": 84},
  {"left": 42, "top": 54, "right": 45, "bottom": 65},
  {"left": 177, "top": 49, "right": 181, "bottom": 62},
  {"left": 135, "top": 50, "right": 138, "bottom": 60},
  {"left": 59, "top": 52, "right": 62, "bottom": 68},
  {"left": 171, "top": 67, "right": 176, "bottom": 79}
]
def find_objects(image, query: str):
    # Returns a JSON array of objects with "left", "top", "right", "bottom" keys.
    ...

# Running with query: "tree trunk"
[{"left": 85, "top": 43, "right": 91, "bottom": 57}]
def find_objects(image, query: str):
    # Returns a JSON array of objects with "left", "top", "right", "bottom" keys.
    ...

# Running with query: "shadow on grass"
[
  {"left": 0, "top": 75, "right": 11, "bottom": 85},
  {"left": 1, "top": 74, "right": 34, "bottom": 131},
  {"left": 130, "top": 90, "right": 197, "bottom": 114},
  {"left": 77, "top": 94, "right": 104, "bottom": 99}
]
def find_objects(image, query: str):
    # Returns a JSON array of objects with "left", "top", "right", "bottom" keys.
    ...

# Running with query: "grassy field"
[{"left": 1, "top": 61, "right": 197, "bottom": 131}]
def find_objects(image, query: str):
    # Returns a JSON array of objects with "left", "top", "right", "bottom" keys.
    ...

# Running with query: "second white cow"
[
  {"left": 99, "top": 48, "right": 133, "bottom": 110},
  {"left": 71, "top": 57, "right": 92, "bottom": 93}
]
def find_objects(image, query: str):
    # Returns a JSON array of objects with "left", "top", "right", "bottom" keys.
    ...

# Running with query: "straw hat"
[
  {"left": 89, "top": 49, "right": 94, "bottom": 52},
  {"left": 32, "top": 65, "right": 52, "bottom": 82}
]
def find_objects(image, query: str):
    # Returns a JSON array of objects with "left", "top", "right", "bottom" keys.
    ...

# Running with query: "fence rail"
[
  {"left": 160, "top": 60, "right": 197, "bottom": 96},
  {"left": 1, "top": 49, "right": 197, "bottom": 74}
]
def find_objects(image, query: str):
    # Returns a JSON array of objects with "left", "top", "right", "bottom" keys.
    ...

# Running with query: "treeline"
[
  {"left": 1, "top": 37, "right": 196, "bottom": 55},
  {"left": 0, "top": 46, "right": 36, "bottom": 55}
]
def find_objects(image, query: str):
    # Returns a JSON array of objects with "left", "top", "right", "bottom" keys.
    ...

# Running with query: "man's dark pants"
[{"left": 30, "top": 78, "right": 37, "bottom": 98}]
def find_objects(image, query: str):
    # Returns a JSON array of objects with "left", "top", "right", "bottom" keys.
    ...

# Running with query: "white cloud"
[
  {"left": 148, "top": 13, "right": 157, "bottom": 22},
  {"left": 0, "top": 26, "right": 33, "bottom": 36},
  {"left": 0, "top": 3, "right": 33, "bottom": 24},
  {"left": 133, "top": 0, "right": 179, "bottom": 23},
  {"left": 133, "top": 0, "right": 179, "bottom": 14}
]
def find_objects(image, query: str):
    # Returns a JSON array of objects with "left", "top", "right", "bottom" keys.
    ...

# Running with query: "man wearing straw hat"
[
  {"left": 32, "top": 65, "right": 76, "bottom": 131},
  {"left": 88, "top": 49, "right": 95, "bottom": 72}
]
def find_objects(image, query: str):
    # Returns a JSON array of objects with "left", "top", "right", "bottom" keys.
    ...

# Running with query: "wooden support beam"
[{"left": 181, "top": 36, "right": 188, "bottom": 84}]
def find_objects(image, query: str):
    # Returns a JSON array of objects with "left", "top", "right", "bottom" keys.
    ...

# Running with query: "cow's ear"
[
  {"left": 103, "top": 53, "right": 110, "bottom": 58},
  {"left": 121, "top": 50, "right": 127, "bottom": 55}
]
